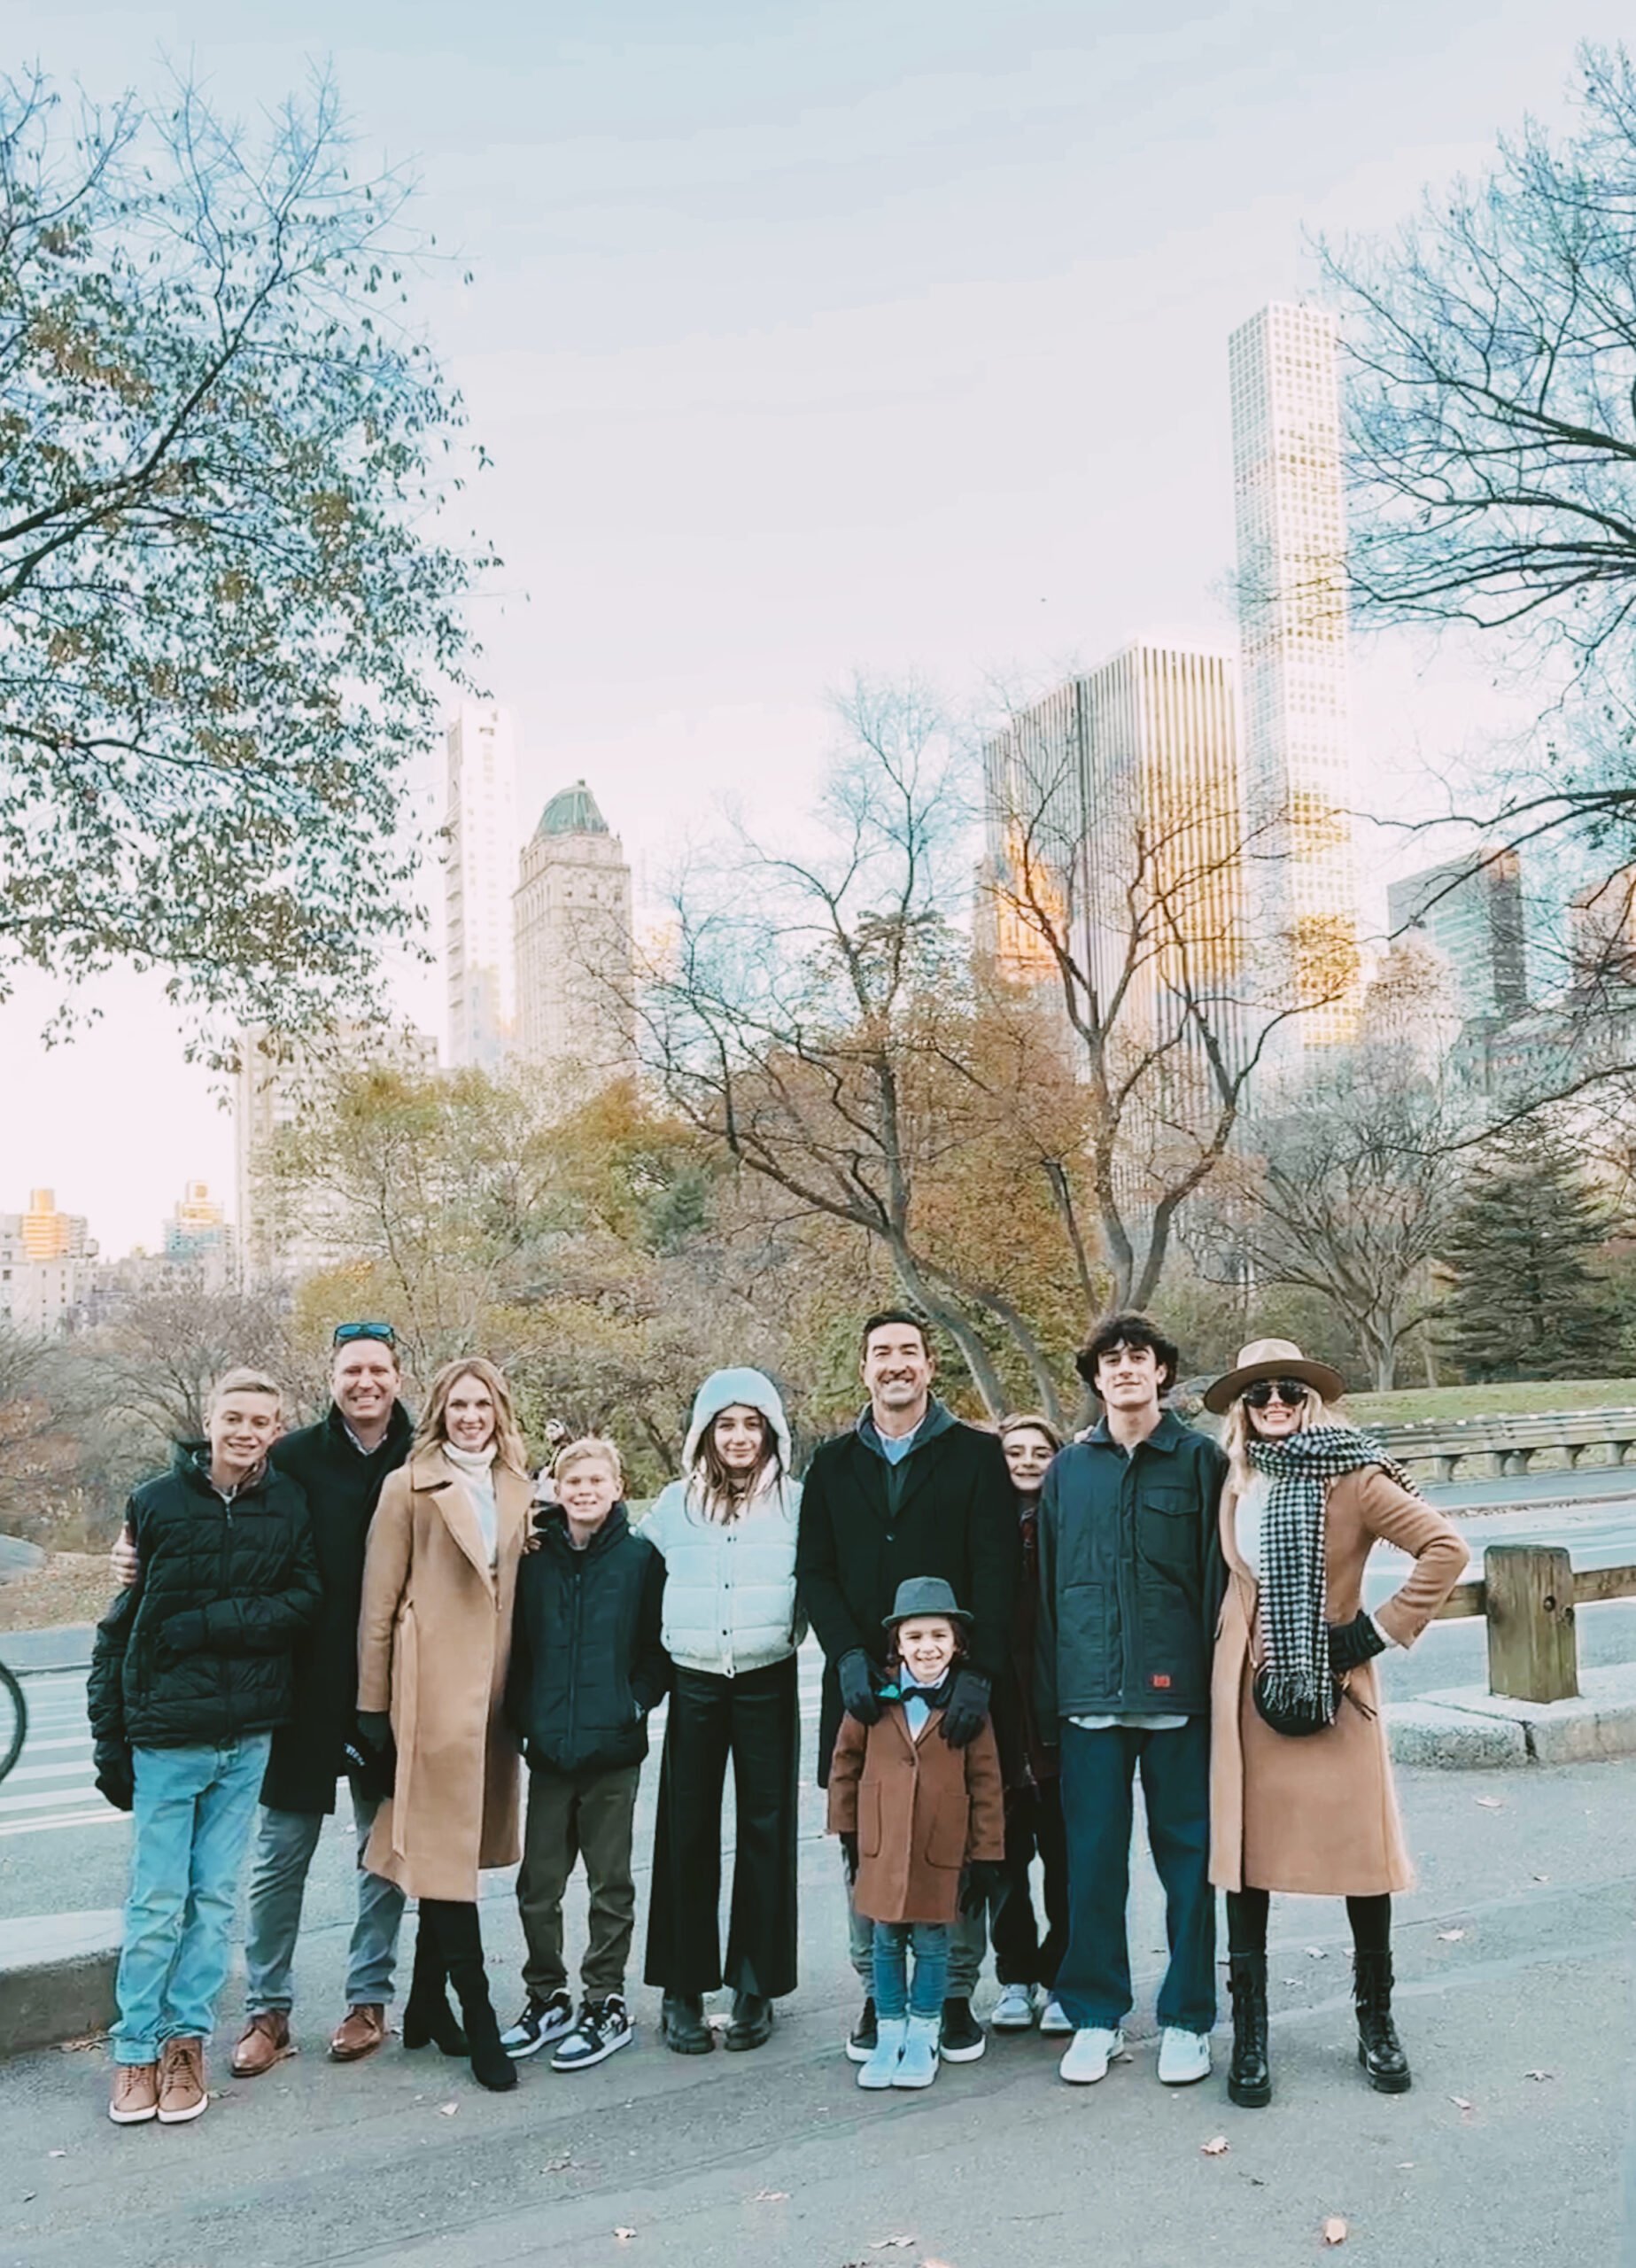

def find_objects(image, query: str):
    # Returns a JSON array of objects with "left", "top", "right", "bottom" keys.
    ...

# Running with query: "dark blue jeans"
[
  {"left": 872, "top": 1921, "right": 949, "bottom": 2019},
  {"left": 1055, "top": 1719, "right": 1216, "bottom": 2035}
]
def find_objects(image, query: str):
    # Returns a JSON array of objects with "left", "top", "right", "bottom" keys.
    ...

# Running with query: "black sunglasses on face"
[
  {"left": 333, "top": 1321, "right": 397, "bottom": 1348},
  {"left": 1243, "top": 1378, "right": 1310, "bottom": 1409}
]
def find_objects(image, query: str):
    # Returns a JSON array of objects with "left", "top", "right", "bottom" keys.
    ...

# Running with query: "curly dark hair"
[{"left": 1074, "top": 1312, "right": 1180, "bottom": 1394}]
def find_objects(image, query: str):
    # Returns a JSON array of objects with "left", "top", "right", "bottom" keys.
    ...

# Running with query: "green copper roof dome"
[{"left": 535, "top": 780, "right": 609, "bottom": 838}]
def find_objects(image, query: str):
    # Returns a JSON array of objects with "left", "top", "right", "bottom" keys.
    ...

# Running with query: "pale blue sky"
[{"left": 4, "top": 0, "right": 1623, "bottom": 1250}]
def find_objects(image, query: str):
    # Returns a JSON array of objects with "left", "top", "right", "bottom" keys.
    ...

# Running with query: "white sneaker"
[
  {"left": 1157, "top": 2026, "right": 1213, "bottom": 2085},
  {"left": 857, "top": 2016, "right": 908, "bottom": 2091},
  {"left": 1039, "top": 1996, "right": 1073, "bottom": 2037},
  {"left": 991, "top": 1983, "right": 1038, "bottom": 2031},
  {"left": 1058, "top": 2025, "right": 1124, "bottom": 2084}
]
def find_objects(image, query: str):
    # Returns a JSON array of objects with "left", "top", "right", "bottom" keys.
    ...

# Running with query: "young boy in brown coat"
[{"left": 827, "top": 1578, "right": 1005, "bottom": 2092}]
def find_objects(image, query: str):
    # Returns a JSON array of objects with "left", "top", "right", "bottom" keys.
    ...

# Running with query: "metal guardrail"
[
  {"left": 1433, "top": 1542, "right": 1636, "bottom": 1703},
  {"left": 1378, "top": 1409, "right": 1636, "bottom": 1482}
]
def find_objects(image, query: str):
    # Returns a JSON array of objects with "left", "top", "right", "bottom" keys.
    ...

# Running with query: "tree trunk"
[{"left": 889, "top": 1245, "right": 1010, "bottom": 1418}]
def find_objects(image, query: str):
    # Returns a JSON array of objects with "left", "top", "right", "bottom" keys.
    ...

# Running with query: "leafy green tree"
[
  {"left": 0, "top": 69, "right": 492, "bottom": 1036},
  {"left": 1440, "top": 1122, "right": 1617, "bottom": 1380}
]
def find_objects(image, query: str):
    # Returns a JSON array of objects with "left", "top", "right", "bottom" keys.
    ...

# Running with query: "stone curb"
[
  {"left": 1389, "top": 1668, "right": 1636, "bottom": 1768},
  {"left": 0, "top": 1911, "right": 120, "bottom": 2061}
]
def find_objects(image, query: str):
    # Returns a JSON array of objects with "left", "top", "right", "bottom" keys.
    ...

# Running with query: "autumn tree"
[
  {"left": 0, "top": 69, "right": 491, "bottom": 1037},
  {"left": 640, "top": 685, "right": 1100, "bottom": 1426}
]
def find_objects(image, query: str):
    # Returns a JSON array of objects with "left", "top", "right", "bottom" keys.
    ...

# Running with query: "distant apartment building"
[
  {"left": 444, "top": 703, "right": 520, "bottom": 1070},
  {"left": 161, "top": 1180, "right": 235, "bottom": 1290},
  {"left": 513, "top": 781, "right": 638, "bottom": 1082},
  {"left": 1229, "top": 300, "right": 1361, "bottom": 1048},
  {"left": 981, "top": 641, "right": 1249, "bottom": 1078},
  {"left": 1567, "top": 864, "right": 1636, "bottom": 989},
  {"left": 1386, "top": 854, "right": 1529, "bottom": 1025},
  {"left": 235, "top": 1023, "right": 438, "bottom": 1282},
  {"left": 0, "top": 1194, "right": 97, "bottom": 1336}
]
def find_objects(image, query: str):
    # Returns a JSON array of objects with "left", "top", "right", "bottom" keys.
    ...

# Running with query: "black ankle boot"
[
  {"left": 401, "top": 1917, "right": 467, "bottom": 2055},
  {"left": 725, "top": 1992, "right": 774, "bottom": 2052},
  {"left": 1353, "top": 1948, "right": 1411, "bottom": 2093},
  {"left": 425, "top": 1901, "right": 516, "bottom": 2092},
  {"left": 661, "top": 1993, "right": 714, "bottom": 2054},
  {"left": 1227, "top": 1954, "right": 1271, "bottom": 2108}
]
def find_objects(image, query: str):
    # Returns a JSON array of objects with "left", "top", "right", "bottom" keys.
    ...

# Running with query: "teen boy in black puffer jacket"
[
  {"left": 500, "top": 1436, "right": 668, "bottom": 2074},
  {"left": 89, "top": 1370, "right": 321, "bottom": 2131}
]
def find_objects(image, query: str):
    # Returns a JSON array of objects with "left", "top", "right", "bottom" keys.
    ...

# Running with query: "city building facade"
[
  {"left": 513, "top": 781, "right": 638, "bottom": 1082},
  {"left": 0, "top": 1194, "right": 97, "bottom": 1336},
  {"left": 444, "top": 702, "right": 520, "bottom": 1071},
  {"left": 1229, "top": 299, "right": 1362, "bottom": 1048},
  {"left": 1386, "top": 854, "right": 1529, "bottom": 1026}
]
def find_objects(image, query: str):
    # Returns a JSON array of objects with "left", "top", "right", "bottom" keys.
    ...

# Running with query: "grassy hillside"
[{"left": 1347, "top": 1379, "right": 1636, "bottom": 1428}]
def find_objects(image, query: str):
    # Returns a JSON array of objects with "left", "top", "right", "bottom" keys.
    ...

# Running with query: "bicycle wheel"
[{"left": 0, "top": 1658, "right": 26, "bottom": 1787}]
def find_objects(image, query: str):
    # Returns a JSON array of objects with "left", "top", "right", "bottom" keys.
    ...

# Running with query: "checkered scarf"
[{"left": 1247, "top": 1427, "right": 1419, "bottom": 1726}]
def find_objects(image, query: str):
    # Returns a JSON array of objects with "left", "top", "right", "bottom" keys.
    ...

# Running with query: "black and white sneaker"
[
  {"left": 551, "top": 1994, "right": 633, "bottom": 2072},
  {"left": 845, "top": 1995, "right": 878, "bottom": 2064},
  {"left": 501, "top": 1990, "right": 575, "bottom": 2059},
  {"left": 939, "top": 1997, "right": 988, "bottom": 2062}
]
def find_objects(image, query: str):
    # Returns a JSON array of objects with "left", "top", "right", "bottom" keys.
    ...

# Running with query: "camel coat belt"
[
  {"left": 357, "top": 1447, "right": 531, "bottom": 1901},
  {"left": 1209, "top": 1464, "right": 1469, "bottom": 1898}
]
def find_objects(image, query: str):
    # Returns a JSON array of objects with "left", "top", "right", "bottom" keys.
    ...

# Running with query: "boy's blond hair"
[
  {"left": 552, "top": 1434, "right": 623, "bottom": 1488},
  {"left": 209, "top": 1368, "right": 283, "bottom": 1412}
]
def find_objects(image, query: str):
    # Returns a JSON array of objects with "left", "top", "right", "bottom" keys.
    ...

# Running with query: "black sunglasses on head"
[
  {"left": 1242, "top": 1378, "right": 1311, "bottom": 1409},
  {"left": 333, "top": 1321, "right": 397, "bottom": 1348}
]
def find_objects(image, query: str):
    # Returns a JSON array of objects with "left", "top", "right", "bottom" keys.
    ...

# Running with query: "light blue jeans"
[
  {"left": 112, "top": 1735, "right": 272, "bottom": 2065},
  {"left": 243, "top": 1783, "right": 405, "bottom": 2012},
  {"left": 872, "top": 1920, "right": 950, "bottom": 2020}
]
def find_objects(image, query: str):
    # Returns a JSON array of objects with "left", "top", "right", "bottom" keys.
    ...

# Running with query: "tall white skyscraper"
[
  {"left": 514, "top": 781, "right": 637, "bottom": 1082},
  {"left": 444, "top": 702, "right": 519, "bottom": 1069},
  {"left": 1229, "top": 301, "right": 1361, "bottom": 1048}
]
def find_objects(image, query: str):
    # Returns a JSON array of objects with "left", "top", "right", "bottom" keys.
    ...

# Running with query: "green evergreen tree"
[{"left": 1440, "top": 1122, "right": 1617, "bottom": 1381}]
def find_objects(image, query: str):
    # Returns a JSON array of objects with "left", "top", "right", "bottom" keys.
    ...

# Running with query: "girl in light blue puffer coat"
[{"left": 641, "top": 1368, "right": 803, "bottom": 2055}]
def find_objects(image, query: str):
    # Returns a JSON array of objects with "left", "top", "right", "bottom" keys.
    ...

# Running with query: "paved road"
[{"left": 3, "top": 1742, "right": 1631, "bottom": 2267}]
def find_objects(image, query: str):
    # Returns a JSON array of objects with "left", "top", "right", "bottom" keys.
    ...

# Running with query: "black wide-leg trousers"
[{"left": 643, "top": 1655, "right": 799, "bottom": 2000}]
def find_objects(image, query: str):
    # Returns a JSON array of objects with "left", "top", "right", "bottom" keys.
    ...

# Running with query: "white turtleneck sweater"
[{"left": 444, "top": 1440, "right": 500, "bottom": 1568}]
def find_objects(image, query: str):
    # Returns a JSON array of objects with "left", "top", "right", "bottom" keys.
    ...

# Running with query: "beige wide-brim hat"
[{"left": 1203, "top": 1337, "right": 1346, "bottom": 1416}]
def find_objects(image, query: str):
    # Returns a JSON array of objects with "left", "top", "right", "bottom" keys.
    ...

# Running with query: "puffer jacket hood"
[{"left": 682, "top": 1368, "right": 793, "bottom": 1478}]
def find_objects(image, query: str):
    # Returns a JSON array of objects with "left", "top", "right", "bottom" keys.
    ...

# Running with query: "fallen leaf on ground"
[
  {"left": 871, "top": 2242, "right": 917, "bottom": 2253},
  {"left": 1322, "top": 2217, "right": 1348, "bottom": 2246},
  {"left": 1201, "top": 2135, "right": 1229, "bottom": 2156},
  {"left": 1524, "top": 2070, "right": 1555, "bottom": 2082},
  {"left": 438, "top": 2101, "right": 458, "bottom": 2117},
  {"left": 47, "top": 2151, "right": 66, "bottom": 2160},
  {"left": 1397, "top": 2163, "right": 1415, "bottom": 2171},
  {"left": 1531, "top": 1872, "right": 1549, "bottom": 1883},
  {"left": 1474, "top": 1797, "right": 1504, "bottom": 1810},
  {"left": 1449, "top": 2095, "right": 1473, "bottom": 2111},
  {"left": 750, "top": 2190, "right": 790, "bottom": 2202},
  {"left": 57, "top": 2034, "right": 105, "bottom": 2053},
  {"left": 614, "top": 2233, "right": 637, "bottom": 2245},
  {"left": 1436, "top": 1929, "right": 1467, "bottom": 1942},
  {"left": 1304, "top": 1946, "right": 1328, "bottom": 1960}
]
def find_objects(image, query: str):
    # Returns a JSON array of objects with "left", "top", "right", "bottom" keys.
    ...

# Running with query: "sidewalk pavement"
[{"left": 1, "top": 1750, "right": 1631, "bottom": 2268}]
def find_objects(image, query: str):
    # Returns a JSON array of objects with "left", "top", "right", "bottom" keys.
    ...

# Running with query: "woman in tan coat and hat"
[
  {"left": 357, "top": 1357, "right": 532, "bottom": 2090},
  {"left": 1204, "top": 1339, "right": 1468, "bottom": 2110}
]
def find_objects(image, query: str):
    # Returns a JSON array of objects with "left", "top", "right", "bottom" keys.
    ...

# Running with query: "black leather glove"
[
  {"left": 1328, "top": 1611, "right": 1388, "bottom": 1674},
  {"left": 345, "top": 1715, "right": 396, "bottom": 1800},
  {"left": 356, "top": 1710, "right": 393, "bottom": 1751},
  {"left": 94, "top": 1744, "right": 135, "bottom": 1813},
  {"left": 839, "top": 1830, "right": 859, "bottom": 1882},
  {"left": 940, "top": 1667, "right": 992, "bottom": 1749},
  {"left": 959, "top": 1858, "right": 1008, "bottom": 1916},
  {"left": 837, "top": 1650, "right": 882, "bottom": 1725}
]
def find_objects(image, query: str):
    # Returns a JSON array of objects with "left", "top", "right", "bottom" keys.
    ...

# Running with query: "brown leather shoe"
[
  {"left": 231, "top": 2010, "right": 296, "bottom": 2078},
  {"left": 109, "top": 2062, "right": 159, "bottom": 2124},
  {"left": 329, "top": 2003, "right": 387, "bottom": 2062},
  {"left": 156, "top": 2037, "right": 207, "bottom": 2124}
]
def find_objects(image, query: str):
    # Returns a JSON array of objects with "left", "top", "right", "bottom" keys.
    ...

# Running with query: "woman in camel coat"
[
  {"left": 357, "top": 1356, "right": 532, "bottom": 2090},
  {"left": 1204, "top": 1339, "right": 1468, "bottom": 2112}
]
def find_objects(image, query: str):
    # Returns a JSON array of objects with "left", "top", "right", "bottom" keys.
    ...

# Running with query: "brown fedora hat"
[{"left": 1202, "top": 1336, "right": 1346, "bottom": 1416}]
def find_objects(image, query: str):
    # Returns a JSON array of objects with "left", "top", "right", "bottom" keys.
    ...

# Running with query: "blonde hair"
[
  {"left": 1222, "top": 1387, "right": 1346, "bottom": 1492},
  {"left": 553, "top": 1434, "right": 623, "bottom": 1489},
  {"left": 210, "top": 1368, "right": 283, "bottom": 1412},
  {"left": 414, "top": 1357, "right": 529, "bottom": 1473},
  {"left": 997, "top": 1412, "right": 1064, "bottom": 1455}
]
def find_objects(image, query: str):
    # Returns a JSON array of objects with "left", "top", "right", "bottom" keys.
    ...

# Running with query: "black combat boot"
[
  {"left": 1353, "top": 1948, "right": 1411, "bottom": 2093},
  {"left": 1227, "top": 1953, "right": 1271, "bottom": 2108}
]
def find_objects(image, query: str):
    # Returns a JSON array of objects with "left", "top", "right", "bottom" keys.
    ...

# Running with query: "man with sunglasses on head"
[
  {"left": 113, "top": 1321, "right": 415, "bottom": 2072},
  {"left": 1036, "top": 1312, "right": 1227, "bottom": 2093}
]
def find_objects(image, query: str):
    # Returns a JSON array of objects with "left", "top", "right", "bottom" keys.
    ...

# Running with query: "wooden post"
[{"left": 1484, "top": 1544, "right": 1579, "bottom": 1704}]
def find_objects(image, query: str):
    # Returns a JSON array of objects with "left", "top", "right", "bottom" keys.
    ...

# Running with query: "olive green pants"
[{"left": 517, "top": 1760, "right": 641, "bottom": 2001}]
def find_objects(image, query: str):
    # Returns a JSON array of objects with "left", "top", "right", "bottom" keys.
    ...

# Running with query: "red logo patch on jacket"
[{"left": 1150, "top": 1673, "right": 1172, "bottom": 1689}]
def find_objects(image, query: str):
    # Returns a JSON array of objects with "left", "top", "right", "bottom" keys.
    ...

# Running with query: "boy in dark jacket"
[
  {"left": 88, "top": 1371, "right": 321, "bottom": 2129},
  {"left": 501, "top": 1435, "right": 668, "bottom": 2073}
]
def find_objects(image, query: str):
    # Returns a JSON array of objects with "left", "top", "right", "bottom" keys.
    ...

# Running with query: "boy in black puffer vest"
[
  {"left": 88, "top": 1370, "right": 321, "bottom": 2130},
  {"left": 500, "top": 1436, "right": 668, "bottom": 2073}
]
